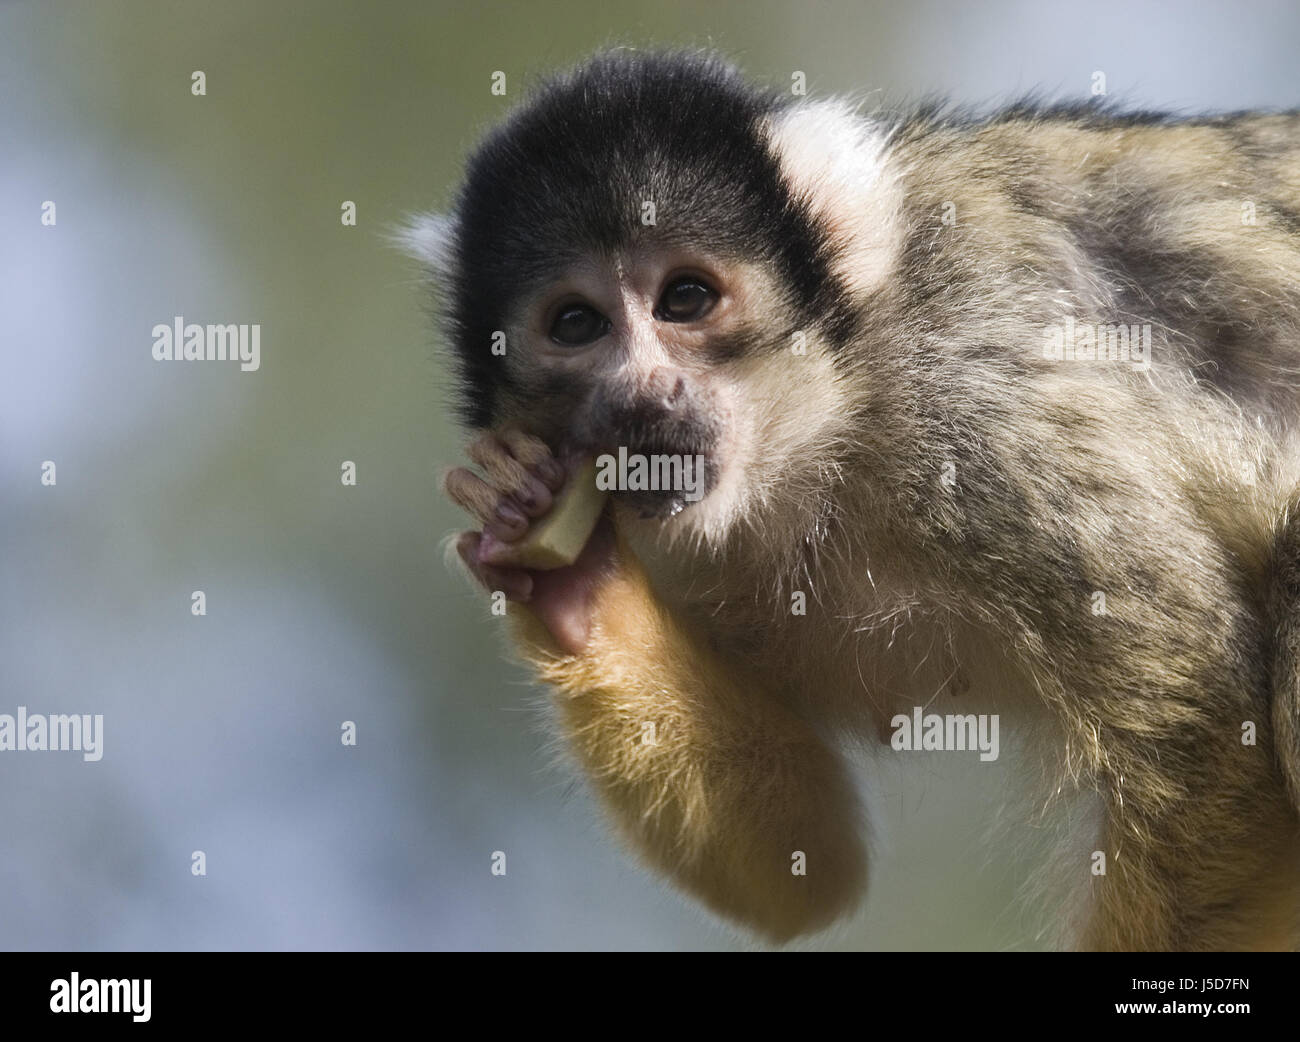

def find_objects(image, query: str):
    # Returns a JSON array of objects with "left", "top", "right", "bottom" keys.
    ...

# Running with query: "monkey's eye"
[
  {"left": 655, "top": 278, "right": 718, "bottom": 323},
  {"left": 549, "top": 304, "right": 610, "bottom": 347}
]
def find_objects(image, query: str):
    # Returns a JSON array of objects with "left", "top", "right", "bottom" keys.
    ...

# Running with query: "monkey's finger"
[
  {"left": 481, "top": 563, "right": 533, "bottom": 602},
  {"left": 467, "top": 432, "right": 556, "bottom": 513},
  {"left": 455, "top": 531, "right": 532, "bottom": 601},
  {"left": 444, "top": 466, "right": 531, "bottom": 540},
  {"left": 444, "top": 466, "right": 507, "bottom": 525},
  {"left": 452, "top": 530, "right": 482, "bottom": 577},
  {"left": 484, "top": 498, "right": 529, "bottom": 542},
  {"left": 498, "top": 428, "right": 566, "bottom": 490}
]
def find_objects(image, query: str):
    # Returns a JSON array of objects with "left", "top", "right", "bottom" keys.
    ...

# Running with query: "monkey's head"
[{"left": 405, "top": 50, "right": 900, "bottom": 547}]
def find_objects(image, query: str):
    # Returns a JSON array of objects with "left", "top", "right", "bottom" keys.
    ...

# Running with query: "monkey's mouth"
[
  {"left": 618, "top": 487, "right": 696, "bottom": 520},
  {"left": 601, "top": 445, "right": 717, "bottom": 520}
]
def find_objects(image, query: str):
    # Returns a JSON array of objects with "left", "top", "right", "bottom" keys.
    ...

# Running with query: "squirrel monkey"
[{"left": 404, "top": 50, "right": 1300, "bottom": 949}]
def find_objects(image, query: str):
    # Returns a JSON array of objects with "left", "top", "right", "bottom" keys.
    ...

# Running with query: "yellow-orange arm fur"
[{"left": 509, "top": 537, "right": 867, "bottom": 942}]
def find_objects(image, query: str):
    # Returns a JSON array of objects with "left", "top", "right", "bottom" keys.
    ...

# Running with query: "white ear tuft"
[
  {"left": 765, "top": 100, "right": 901, "bottom": 297},
  {"left": 391, "top": 211, "right": 458, "bottom": 277}
]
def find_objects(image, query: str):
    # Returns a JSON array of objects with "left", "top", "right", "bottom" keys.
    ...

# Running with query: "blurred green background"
[{"left": 2, "top": 0, "right": 1297, "bottom": 950}]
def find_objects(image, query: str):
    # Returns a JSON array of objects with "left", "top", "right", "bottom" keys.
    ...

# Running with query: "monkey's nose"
[{"left": 645, "top": 368, "right": 688, "bottom": 409}]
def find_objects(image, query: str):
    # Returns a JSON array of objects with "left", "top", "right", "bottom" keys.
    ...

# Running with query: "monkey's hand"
[
  {"left": 444, "top": 429, "right": 615, "bottom": 655},
  {"left": 445, "top": 429, "right": 868, "bottom": 942}
]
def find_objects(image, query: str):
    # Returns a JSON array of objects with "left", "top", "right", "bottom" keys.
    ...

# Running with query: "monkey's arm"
[
  {"left": 509, "top": 536, "right": 867, "bottom": 943},
  {"left": 445, "top": 429, "right": 864, "bottom": 940}
]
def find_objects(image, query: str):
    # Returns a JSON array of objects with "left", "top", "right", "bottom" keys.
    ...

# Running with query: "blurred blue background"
[{"left": 2, "top": 0, "right": 1297, "bottom": 950}]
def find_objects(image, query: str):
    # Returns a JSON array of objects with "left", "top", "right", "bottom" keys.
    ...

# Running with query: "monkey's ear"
[
  {"left": 765, "top": 100, "right": 902, "bottom": 297},
  {"left": 391, "top": 211, "right": 458, "bottom": 282}
]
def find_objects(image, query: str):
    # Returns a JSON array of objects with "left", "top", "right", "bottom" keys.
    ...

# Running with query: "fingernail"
[
  {"left": 514, "top": 480, "right": 540, "bottom": 509},
  {"left": 517, "top": 477, "right": 554, "bottom": 514},
  {"left": 537, "top": 459, "right": 566, "bottom": 489},
  {"left": 494, "top": 501, "right": 527, "bottom": 530},
  {"left": 478, "top": 532, "right": 508, "bottom": 564}
]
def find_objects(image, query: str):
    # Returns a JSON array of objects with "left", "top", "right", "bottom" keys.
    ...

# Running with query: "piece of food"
[{"left": 497, "top": 457, "right": 607, "bottom": 569}]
